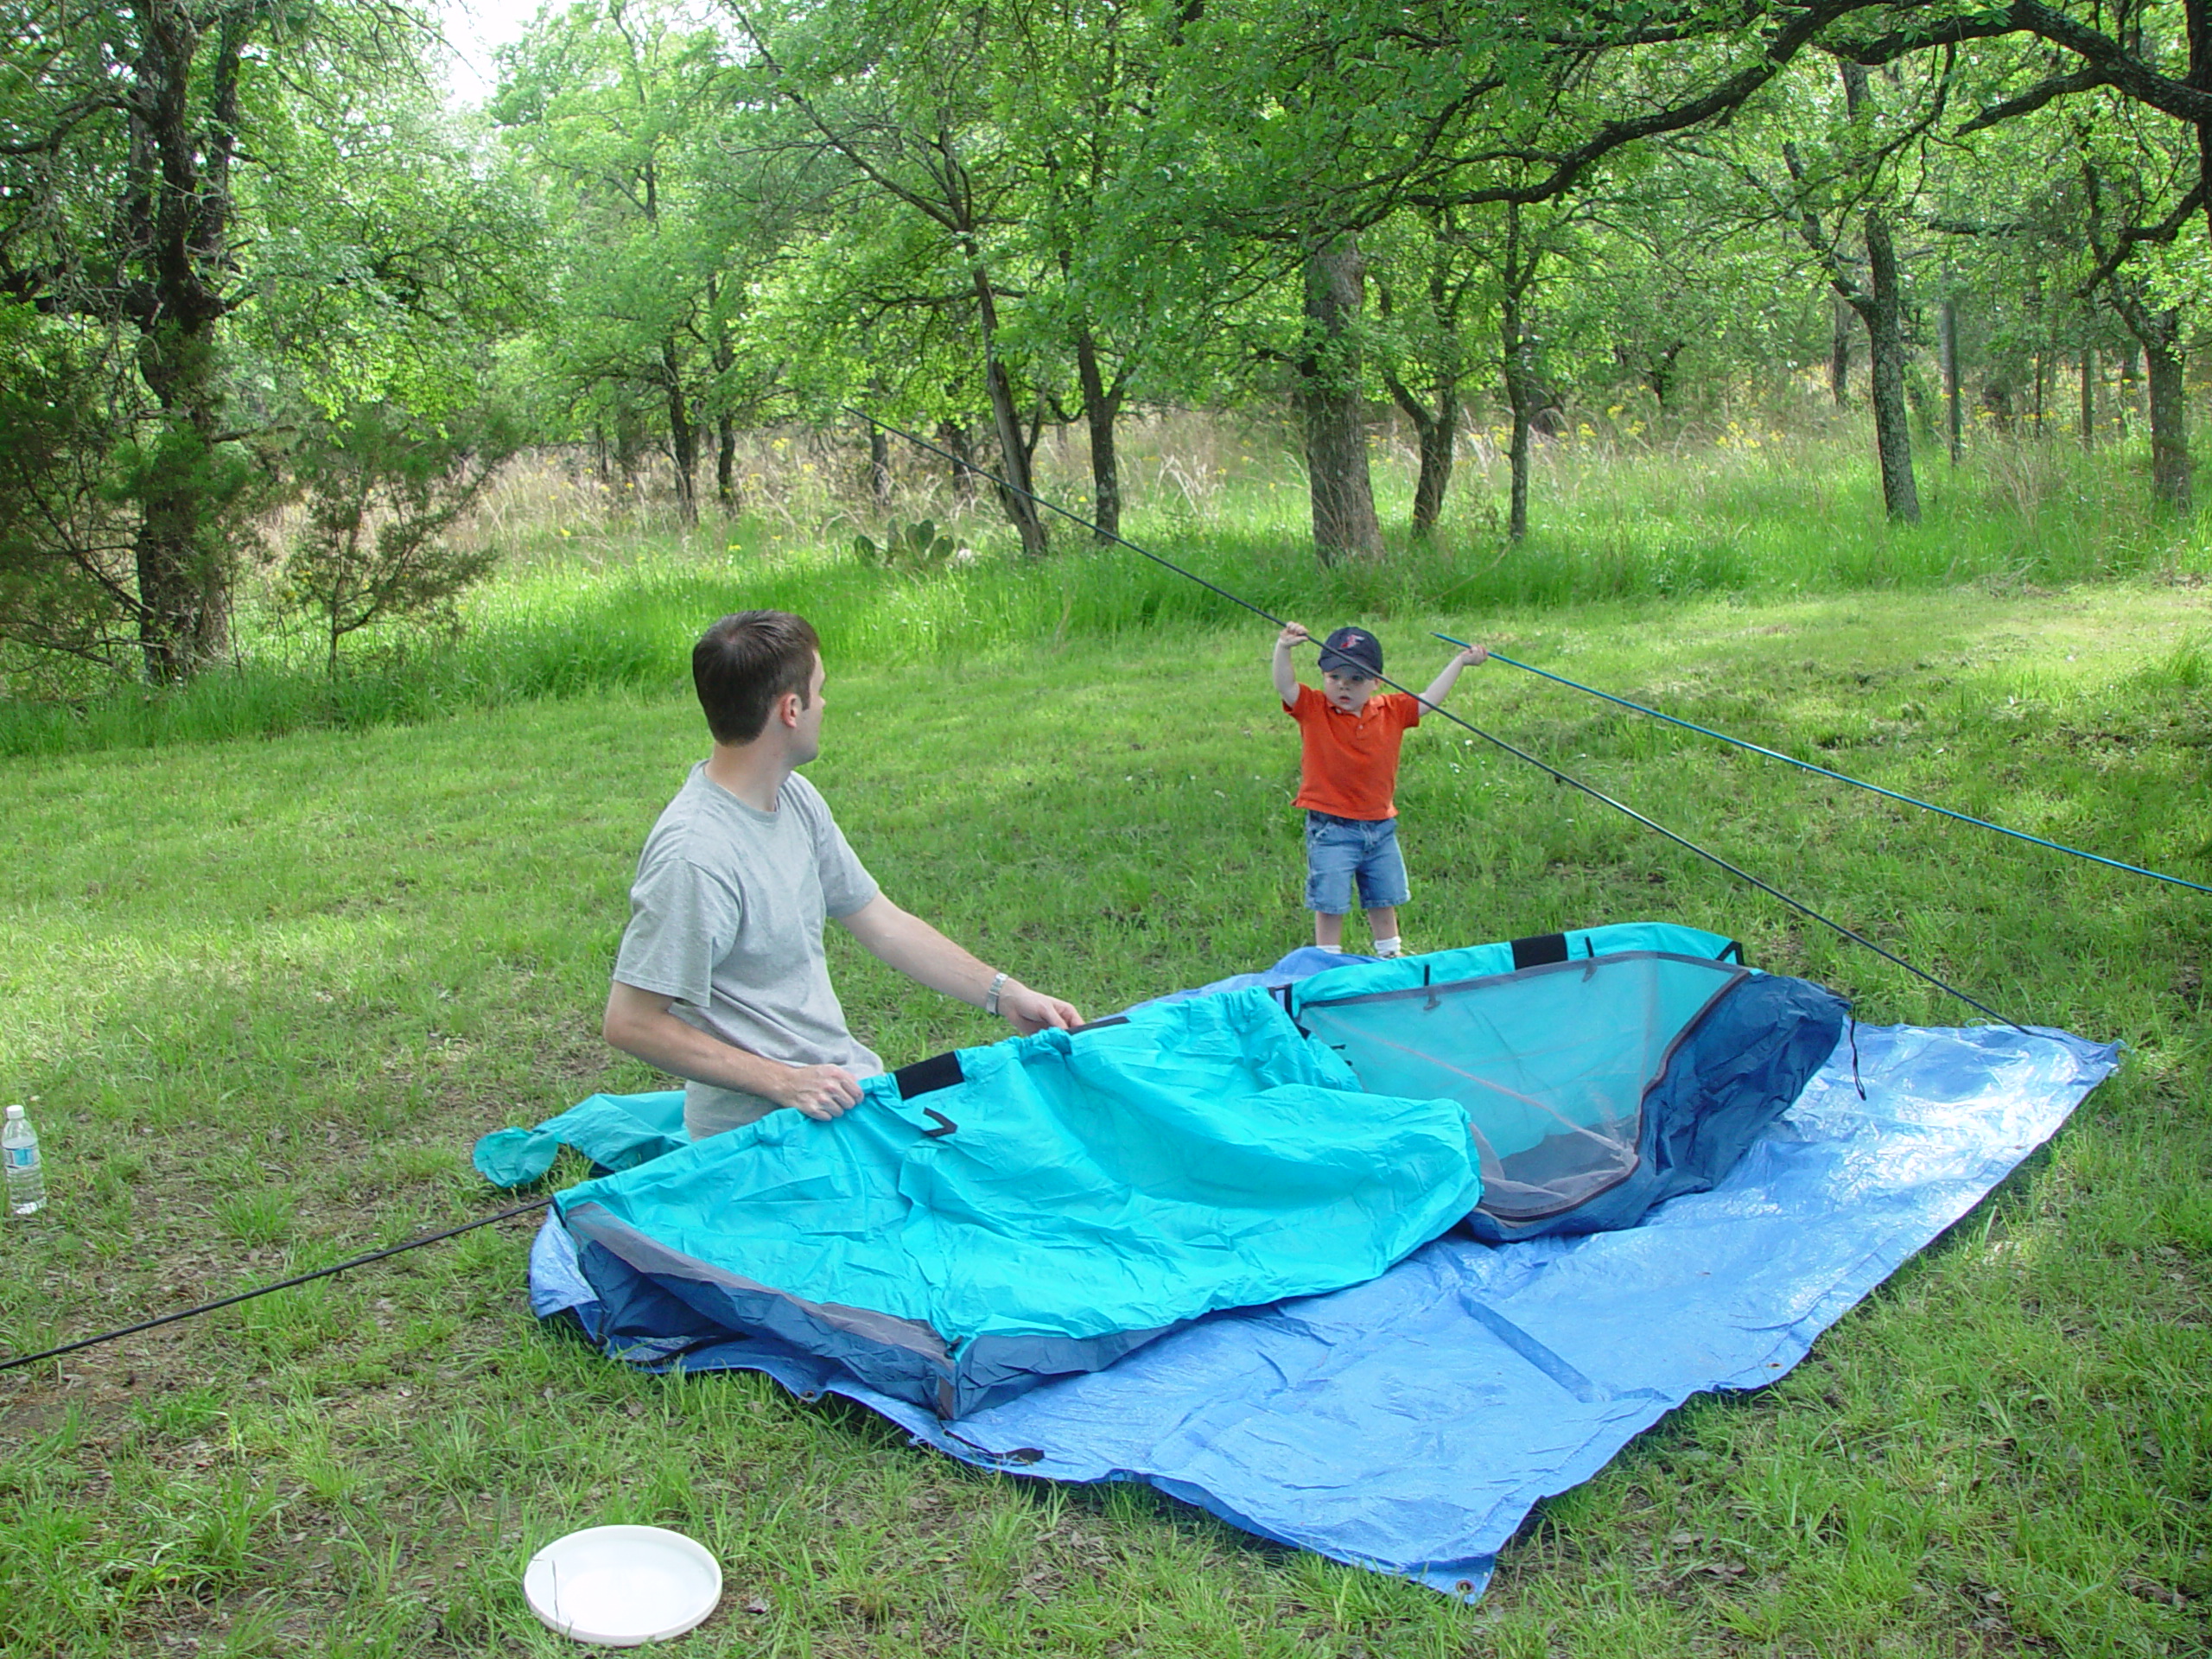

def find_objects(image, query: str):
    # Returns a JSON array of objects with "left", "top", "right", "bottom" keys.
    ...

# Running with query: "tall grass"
[{"left": 3, "top": 419, "right": 2205, "bottom": 759}]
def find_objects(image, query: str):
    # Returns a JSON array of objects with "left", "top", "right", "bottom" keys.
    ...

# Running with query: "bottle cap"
[{"left": 3, "top": 1104, "right": 20, "bottom": 1119}]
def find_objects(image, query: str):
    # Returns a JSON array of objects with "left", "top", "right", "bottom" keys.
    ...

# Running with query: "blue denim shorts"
[{"left": 1304, "top": 811, "right": 1410, "bottom": 913}]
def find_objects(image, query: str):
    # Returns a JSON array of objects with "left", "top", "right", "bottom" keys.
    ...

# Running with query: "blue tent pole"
[{"left": 1445, "top": 636, "right": 2210, "bottom": 895}]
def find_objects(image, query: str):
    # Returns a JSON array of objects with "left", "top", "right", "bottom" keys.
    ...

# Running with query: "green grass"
[
  {"left": 4, "top": 424, "right": 2209, "bottom": 759},
  {"left": 1, "top": 572, "right": 2208, "bottom": 1654}
]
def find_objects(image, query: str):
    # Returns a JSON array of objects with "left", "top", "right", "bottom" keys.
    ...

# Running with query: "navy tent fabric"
[
  {"left": 528, "top": 1016, "right": 2116, "bottom": 1597},
  {"left": 548, "top": 984, "right": 1484, "bottom": 1417}
]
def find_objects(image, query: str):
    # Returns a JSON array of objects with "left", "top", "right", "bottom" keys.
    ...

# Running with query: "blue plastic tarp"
[{"left": 527, "top": 1015, "right": 2117, "bottom": 1596}]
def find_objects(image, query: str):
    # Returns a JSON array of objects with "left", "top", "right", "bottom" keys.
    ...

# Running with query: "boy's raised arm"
[
  {"left": 1272, "top": 622, "right": 1309, "bottom": 706},
  {"left": 1416, "top": 642, "right": 1488, "bottom": 711}
]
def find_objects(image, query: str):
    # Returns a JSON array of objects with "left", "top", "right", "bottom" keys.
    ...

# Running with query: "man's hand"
[
  {"left": 998, "top": 981, "right": 1082, "bottom": 1034},
  {"left": 604, "top": 980, "right": 864, "bottom": 1125},
  {"left": 772, "top": 1062, "right": 865, "bottom": 1121},
  {"left": 841, "top": 895, "right": 1085, "bottom": 1036}
]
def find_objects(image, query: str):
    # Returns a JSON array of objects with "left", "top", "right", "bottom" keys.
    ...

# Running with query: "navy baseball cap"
[{"left": 1316, "top": 626, "right": 1382, "bottom": 677}]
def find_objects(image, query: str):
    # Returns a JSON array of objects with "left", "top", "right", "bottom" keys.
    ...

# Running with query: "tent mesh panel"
[{"left": 1296, "top": 953, "right": 1744, "bottom": 1222}]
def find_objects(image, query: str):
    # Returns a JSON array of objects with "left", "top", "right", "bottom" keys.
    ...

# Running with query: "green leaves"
[
  {"left": 280, "top": 403, "right": 522, "bottom": 676},
  {"left": 853, "top": 517, "right": 960, "bottom": 574}
]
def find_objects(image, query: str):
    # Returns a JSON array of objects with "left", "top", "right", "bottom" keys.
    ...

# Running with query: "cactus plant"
[{"left": 855, "top": 518, "right": 957, "bottom": 575}]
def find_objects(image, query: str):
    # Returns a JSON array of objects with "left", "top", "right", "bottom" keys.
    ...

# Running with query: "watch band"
[{"left": 985, "top": 970, "right": 1007, "bottom": 1016}]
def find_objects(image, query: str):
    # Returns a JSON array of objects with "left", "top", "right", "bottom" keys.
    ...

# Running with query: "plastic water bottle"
[{"left": 4, "top": 1103, "right": 45, "bottom": 1217}]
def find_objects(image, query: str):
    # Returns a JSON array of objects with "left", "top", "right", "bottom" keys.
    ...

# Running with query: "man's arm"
[
  {"left": 601, "top": 980, "right": 864, "bottom": 1119},
  {"left": 1415, "top": 642, "right": 1488, "bottom": 712},
  {"left": 1272, "top": 622, "right": 1309, "bottom": 706},
  {"left": 837, "top": 893, "right": 1081, "bottom": 1033}
]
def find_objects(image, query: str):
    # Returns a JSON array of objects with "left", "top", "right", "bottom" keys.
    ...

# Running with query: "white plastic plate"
[{"left": 524, "top": 1524, "right": 722, "bottom": 1647}]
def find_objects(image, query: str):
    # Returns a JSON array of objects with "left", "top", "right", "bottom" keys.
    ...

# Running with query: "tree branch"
[
  {"left": 2076, "top": 179, "right": 2207, "bottom": 296},
  {"left": 1957, "top": 64, "right": 2109, "bottom": 133}
]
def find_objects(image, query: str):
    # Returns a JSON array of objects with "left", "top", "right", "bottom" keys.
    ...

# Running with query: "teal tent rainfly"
[{"left": 491, "top": 922, "right": 1846, "bottom": 1418}]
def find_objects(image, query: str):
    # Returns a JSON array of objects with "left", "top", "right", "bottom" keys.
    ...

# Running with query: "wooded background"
[{"left": 7, "top": 0, "right": 2210, "bottom": 689}]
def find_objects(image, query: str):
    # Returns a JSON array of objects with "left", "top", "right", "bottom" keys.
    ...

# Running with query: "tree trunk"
[
  {"left": 706, "top": 277, "right": 739, "bottom": 514},
  {"left": 615, "top": 410, "right": 645, "bottom": 494},
  {"left": 663, "top": 341, "right": 697, "bottom": 525},
  {"left": 132, "top": 316, "right": 232, "bottom": 682},
  {"left": 1380, "top": 364, "right": 1458, "bottom": 541},
  {"left": 2081, "top": 351, "right": 2096, "bottom": 448},
  {"left": 939, "top": 420, "right": 981, "bottom": 505},
  {"left": 1941, "top": 298, "right": 1962, "bottom": 464},
  {"left": 2189, "top": 0, "right": 2212, "bottom": 250},
  {"left": 1298, "top": 234, "right": 1382, "bottom": 563},
  {"left": 1375, "top": 218, "right": 1467, "bottom": 542},
  {"left": 119, "top": 0, "right": 246, "bottom": 683},
  {"left": 1074, "top": 322, "right": 1122, "bottom": 543},
  {"left": 1412, "top": 392, "right": 1458, "bottom": 540},
  {"left": 2107, "top": 281, "right": 2190, "bottom": 512},
  {"left": 969, "top": 268, "right": 1050, "bottom": 556},
  {"left": 1830, "top": 292, "right": 1853, "bottom": 408},
  {"left": 1802, "top": 64, "right": 1916, "bottom": 521},
  {"left": 1501, "top": 289, "right": 1535, "bottom": 542},
  {"left": 2146, "top": 324, "right": 2190, "bottom": 512},
  {"left": 869, "top": 423, "right": 893, "bottom": 507},
  {"left": 1493, "top": 202, "right": 1550, "bottom": 541},
  {"left": 1860, "top": 210, "right": 1920, "bottom": 523}
]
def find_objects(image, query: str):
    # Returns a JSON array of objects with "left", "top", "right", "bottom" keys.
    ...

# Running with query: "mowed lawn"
[{"left": 1, "top": 582, "right": 2207, "bottom": 1656}]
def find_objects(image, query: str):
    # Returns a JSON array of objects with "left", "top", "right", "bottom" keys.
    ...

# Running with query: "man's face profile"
[{"left": 790, "top": 654, "right": 827, "bottom": 765}]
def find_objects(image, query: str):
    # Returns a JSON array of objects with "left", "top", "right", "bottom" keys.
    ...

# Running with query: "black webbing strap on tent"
[
  {"left": 847, "top": 408, "right": 2029, "bottom": 1033},
  {"left": 893, "top": 1052, "right": 964, "bottom": 1099},
  {"left": 1511, "top": 933, "right": 1571, "bottom": 970}
]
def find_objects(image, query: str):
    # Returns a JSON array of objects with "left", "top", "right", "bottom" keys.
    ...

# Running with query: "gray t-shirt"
[{"left": 613, "top": 765, "right": 882, "bottom": 1137}]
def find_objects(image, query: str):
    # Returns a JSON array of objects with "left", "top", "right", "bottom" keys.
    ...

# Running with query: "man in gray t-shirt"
[{"left": 603, "top": 610, "right": 1082, "bottom": 1139}]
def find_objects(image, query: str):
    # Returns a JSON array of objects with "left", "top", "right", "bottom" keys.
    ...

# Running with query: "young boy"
[{"left": 1272, "top": 622, "right": 1486, "bottom": 957}]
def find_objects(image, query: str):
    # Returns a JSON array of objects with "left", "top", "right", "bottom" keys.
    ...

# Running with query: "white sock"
[
  {"left": 1318, "top": 943, "right": 1344, "bottom": 954},
  {"left": 1373, "top": 937, "right": 1402, "bottom": 958}
]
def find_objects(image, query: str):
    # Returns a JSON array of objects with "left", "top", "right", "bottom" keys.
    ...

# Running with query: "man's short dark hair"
[{"left": 692, "top": 611, "right": 821, "bottom": 743}]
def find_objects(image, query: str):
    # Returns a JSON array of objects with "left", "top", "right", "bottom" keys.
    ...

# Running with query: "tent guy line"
[
  {"left": 844, "top": 406, "right": 2025, "bottom": 1032},
  {"left": 1443, "top": 635, "right": 2211, "bottom": 894},
  {"left": 0, "top": 1199, "right": 546, "bottom": 1375}
]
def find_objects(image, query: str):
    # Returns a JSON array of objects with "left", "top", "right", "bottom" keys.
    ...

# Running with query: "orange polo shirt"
[{"left": 1285, "top": 683, "right": 1422, "bottom": 819}]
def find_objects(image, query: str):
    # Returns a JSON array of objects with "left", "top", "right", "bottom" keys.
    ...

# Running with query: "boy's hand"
[
  {"left": 1457, "top": 643, "right": 1488, "bottom": 665},
  {"left": 1272, "top": 623, "right": 1307, "bottom": 704}
]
